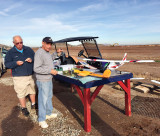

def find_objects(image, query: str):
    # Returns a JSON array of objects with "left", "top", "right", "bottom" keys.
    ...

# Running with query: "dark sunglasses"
[{"left": 15, "top": 42, "right": 23, "bottom": 45}]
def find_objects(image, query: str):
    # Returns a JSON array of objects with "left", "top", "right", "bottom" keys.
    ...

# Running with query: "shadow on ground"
[{"left": 1, "top": 106, "right": 34, "bottom": 136}]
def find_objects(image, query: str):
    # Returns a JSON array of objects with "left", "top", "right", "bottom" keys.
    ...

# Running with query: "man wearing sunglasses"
[{"left": 5, "top": 35, "right": 37, "bottom": 117}]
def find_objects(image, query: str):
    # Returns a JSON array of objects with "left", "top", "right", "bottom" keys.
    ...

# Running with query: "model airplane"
[
  {"left": 74, "top": 69, "right": 111, "bottom": 78},
  {"left": 78, "top": 53, "right": 155, "bottom": 71}
]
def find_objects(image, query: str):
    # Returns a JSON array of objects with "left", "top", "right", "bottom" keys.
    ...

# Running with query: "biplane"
[{"left": 52, "top": 36, "right": 154, "bottom": 75}]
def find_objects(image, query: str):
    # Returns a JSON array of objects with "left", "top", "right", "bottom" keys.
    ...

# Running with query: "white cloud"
[
  {"left": 28, "top": 0, "right": 73, "bottom": 2},
  {"left": 0, "top": 0, "right": 160, "bottom": 46},
  {"left": 12, "top": 8, "right": 34, "bottom": 17},
  {"left": 0, "top": 3, "right": 22, "bottom": 16},
  {"left": 78, "top": 3, "right": 104, "bottom": 12},
  {"left": 29, "top": 15, "right": 78, "bottom": 32},
  {"left": 47, "top": 0, "right": 73, "bottom": 1},
  {"left": 0, "top": 11, "right": 8, "bottom": 16},
  {"left": 0, "top": 14, "right": 78, "bottom": 37},
  {"left": 3, "top": 3, "right": 22, "bottom": 12}
]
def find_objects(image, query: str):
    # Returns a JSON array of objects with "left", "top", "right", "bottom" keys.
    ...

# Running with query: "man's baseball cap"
[{"left": 42, "top": 37, "right": 53, "bottom": 43}]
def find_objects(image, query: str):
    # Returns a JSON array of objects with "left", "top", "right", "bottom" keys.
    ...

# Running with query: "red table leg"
[
  {"left": 90, "top": 85, "right": 103, "bottom": 104},
  {"left": 83, "top": 88, "right": 91, "bottom": 132},
  {"left": 73, "top": 85, "right": 84, "bottom": 105},
  {"left": 118, "top": 79, "right": 131, "bottom": 116},
  {"left": 72, "top": 85, "right": 104, "bottom": 132}
]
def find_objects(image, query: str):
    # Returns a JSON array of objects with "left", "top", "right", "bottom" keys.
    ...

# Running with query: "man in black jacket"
[{"left": 5, "top": 35, "right": 36, "bottom": 117}]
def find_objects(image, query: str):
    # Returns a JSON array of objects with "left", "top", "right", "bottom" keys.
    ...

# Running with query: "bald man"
[{"left": 5, "top": 35, "right": 37, "bottom": 117}]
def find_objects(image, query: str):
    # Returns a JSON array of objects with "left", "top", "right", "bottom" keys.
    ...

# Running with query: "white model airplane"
[{"left": 78, "top": 53, "right": 155, "bottom": 70}]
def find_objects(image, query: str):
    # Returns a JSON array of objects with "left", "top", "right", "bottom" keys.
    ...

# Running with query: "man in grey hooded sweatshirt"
[{"left": 34, "top": 37, "right": 58, "bottom": 128}]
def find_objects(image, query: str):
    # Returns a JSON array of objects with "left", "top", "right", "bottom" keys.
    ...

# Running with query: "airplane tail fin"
[
  {"left": 120, "top": 53, "right": 127, "bottom": 65},
  {"left": 105, "top": 53, "right": 127, "bottom": 70}
]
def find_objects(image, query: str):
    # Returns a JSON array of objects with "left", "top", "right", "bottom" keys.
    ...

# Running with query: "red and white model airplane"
[{"left": 78, "top": 53, "right": 154, "bottom": 71}]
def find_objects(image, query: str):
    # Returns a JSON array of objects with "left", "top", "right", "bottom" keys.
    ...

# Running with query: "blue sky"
[{"left": 0, "top": 0, "right": 160, "bottom": 47}]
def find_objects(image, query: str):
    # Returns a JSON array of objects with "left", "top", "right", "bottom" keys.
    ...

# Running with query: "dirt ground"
[{"left": 0, "top": 45, "right": 160, "bottom": 136}]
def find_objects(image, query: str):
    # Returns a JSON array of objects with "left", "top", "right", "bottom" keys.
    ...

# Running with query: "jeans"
[{"left": 36, "top": 80, "right": 53, "bottom": 122}]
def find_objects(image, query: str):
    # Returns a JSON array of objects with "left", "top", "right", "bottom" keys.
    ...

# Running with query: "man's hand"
[
  {"left": 51, "top": 69, "right": 58, "bottom": 75},
  {"left": 25, "top": 58, "right": 32, "bottom": 63},
  {"left": 17, "top": 61, "right": 24, "bottom": 66}
]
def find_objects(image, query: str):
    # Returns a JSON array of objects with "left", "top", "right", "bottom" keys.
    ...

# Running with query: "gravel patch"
[
  {"left": 0, "top": 77, "right": 13, "bottom": 86},
  {"left": 25, "top": 101, "right": 81, "bottom": 136},
  {"left": 1, "top": 76, "right": 81, "bottom": 135}
]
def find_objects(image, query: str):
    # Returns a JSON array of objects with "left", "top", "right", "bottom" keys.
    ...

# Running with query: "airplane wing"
[
  {"left": 79, "top": 61, "right": 97, "bottom": 69},
  {"left": 127, "top": 60, "right": 155, "bottom": 62},
  {"left": 74, "top": 69, "right": 111, "bottom": 78},
  {"left": 79, "top": 58, "right": 155, "bottom": 63}
]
